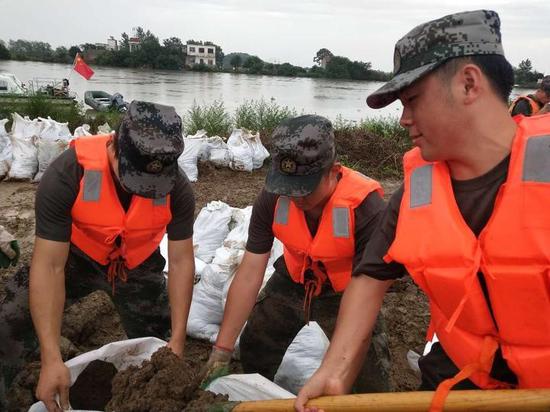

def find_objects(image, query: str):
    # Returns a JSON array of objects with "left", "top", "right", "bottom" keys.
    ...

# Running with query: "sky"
[{"left": 1, "top": 0, "right": 549, "bottom": 73}]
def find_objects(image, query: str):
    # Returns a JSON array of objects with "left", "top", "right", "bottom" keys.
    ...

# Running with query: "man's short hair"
[
  {"left": 540, "top": 76, "right": 550, "bottom": 96},
  {"left": 436, "top": 55, "right": 515, "bottom": 103}
]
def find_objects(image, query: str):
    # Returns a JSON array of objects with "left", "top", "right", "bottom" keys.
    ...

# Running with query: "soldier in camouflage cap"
[
  {"left": 118, "top": 100, "right": 184, "bottom": 199},
  {"left": 265, "top": 114, "right": 336, "bottom": 197},
  {"left": 201, "top": 114, "right": 391, "bottom": 394},
  {"left": 367, "top": 10, "right": 504, "bottom": 108},
  {"left": 0, "top": 100, "right": 196, "bottom": 409},
  {"left": 298, "top": 10, "right": 550, "bottom": 411}
]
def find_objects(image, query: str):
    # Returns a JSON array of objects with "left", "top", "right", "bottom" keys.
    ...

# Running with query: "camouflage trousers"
[
  {"left": 240, "top": 271, "right": 392, "bottom": 393},
  {"left": 0, "top": 247, "right": 170, "bottom": 402}
]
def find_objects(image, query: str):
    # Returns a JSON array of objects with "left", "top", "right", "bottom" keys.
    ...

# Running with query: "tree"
[
  {"left": 68, "top": 45, "right": 82, "bottom": 59},
  {"left": 53, "top": 46, "right": 69, "bottom": 63},
  {"left": 0, "top": 40, "right": 10, "bottom": 60},
  {"left": 230, "top": 54, "right": 242, "bottom": 70},
  {"left": 8, "top": 39, "right": 53, "bottom": 61},
  {"left": 243, "top": 55, "right": 264, "bottom": 74},
  {"left": 215, "top": 46, "right": 224, "bottom": 68},
  {"left": 313, "top": 48, "right": 333, "bottom": 66},
  {"left": 515, "top": 58, "right": 543, "bottom": 85},
  {"left": 120, "top": 32, "right": 130, "bottom": 50}
]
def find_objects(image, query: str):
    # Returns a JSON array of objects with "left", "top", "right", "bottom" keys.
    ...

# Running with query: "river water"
[
  {"left": 0, "top": 60, "right": 405, "bottom": 122},
  {"left": 0, "top": 60, "right": 534, "bottom": 122}
]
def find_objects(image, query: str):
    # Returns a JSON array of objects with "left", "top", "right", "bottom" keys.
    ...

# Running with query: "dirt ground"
[{"left": 0, "top": 161, "right": 429, "bottom": 410}]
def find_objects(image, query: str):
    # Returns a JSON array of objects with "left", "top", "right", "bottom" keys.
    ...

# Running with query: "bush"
[
  {"left": 234, "top": 99, "right": 297, "bottom": 134},
  {"left": 183, "top": 100, "right": 232, "bottom": 137}
]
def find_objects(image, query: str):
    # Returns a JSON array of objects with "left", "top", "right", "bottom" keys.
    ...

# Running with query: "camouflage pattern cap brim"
[
  {"left": 367, "top": 10, "right": 504, "bottom": 109},
  {"left": 265, "top": 167, "right": 324, "bottom": 197},
  {"left": 367, "top": 61, "right": 440, "bottom": 109}
]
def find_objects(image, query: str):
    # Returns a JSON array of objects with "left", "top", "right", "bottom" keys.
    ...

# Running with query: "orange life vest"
[
  {"left": 509, "top": 95, "right": 542, "bottom": 116},
  {"left": 272, "top": 167, "right": 382, "bottom": 294},
  {"left": 70, "top": 135, "right": 172, "bottom": 283},
  {"left": 385, "top": 114, "right": 550, "bottom": 395}
]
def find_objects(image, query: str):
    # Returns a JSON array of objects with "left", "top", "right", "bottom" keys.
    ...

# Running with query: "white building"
[
  {"left": 107, "top": 36, "right": 118, "bottom": 51},
  {"left": 129, "top": 37, "right": 141, "bottom": 52},
  {"left": 185, "top": 42, "right": 216, "bottom": 66}
]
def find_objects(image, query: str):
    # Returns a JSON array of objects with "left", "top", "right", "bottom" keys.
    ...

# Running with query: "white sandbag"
[
  {"left": 0, "top": 118, "right": 8, "bottom": 137},
  {"left": 159, "top": 234, "right": 207, "bottom": 281},
  {"left": 224, "top": 206, "right": 253, "bottom": 249},
  {"left": 29, "top": 337, "right": 167, "bottom": 412},
  {"left": 38, "top": 117, "right": 71, "bottom": 141},
  {"left": 204, "top": 136, "right": 231, "bottom": 167},
  {"left": 206, "top": 373, "right": 294, "bottom": 401},
  {"left": 10, "top": 113, "right": 42, "bottom": 138},
  {"left": 33, "top": 138, "right": 68, "bottom": 182},
  {"left": 7, "top": 134, "right": 38, "bottom": 180},
  {"left": 0, "top": 119, "right": 11, "bottom": 179},
  {"left": 178, "top": 134, "right": 208, "bottom": 182},
  {"left": 186, "top": 263, "right": 228, "bottom": 342},
  {"left": 227, "top": 129, "right": 254, "bottom": 172},
  {"left": 274, "top": 322, "right": 330, "bottom": 395},
  {"left": 74, "top": 124, "right": 92, "bottom": 138},
  {"left": 227, "top": 129, "right": 269, "bottom": 171},
  {"left": 97, "top": 122, "right": 112, "bottom": 134},
  {"left": 249, "top": 131, "right": 270, "bottom": 169},
  {"left": 193, "top": 201, "right": 233, "bottom": 263}
]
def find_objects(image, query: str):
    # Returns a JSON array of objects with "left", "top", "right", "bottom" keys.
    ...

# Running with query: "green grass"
[
  {"left": 183, "top": 100, "right": 232, "bottom": 137},
  {"left": 0, "top": 95, "right": 123, "bottom": 134},
  {"left": 234, "top": 99, "right": 297, "bottom": 134}
]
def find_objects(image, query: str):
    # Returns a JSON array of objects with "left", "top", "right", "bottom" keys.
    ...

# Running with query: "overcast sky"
[{"left": 1, "top": 0, "right": 549, "bottom": 73}]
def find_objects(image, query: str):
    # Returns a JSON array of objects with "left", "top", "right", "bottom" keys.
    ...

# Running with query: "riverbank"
[{"left": 1, "top": 98, "right": 410, "bottom": 179}]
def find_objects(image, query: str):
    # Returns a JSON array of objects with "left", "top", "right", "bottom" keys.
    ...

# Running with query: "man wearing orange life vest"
[
  {"left": 296, "top": 10, "right": 550, "bottom": 412},
  {"left": 509, "top": 75, "right": 550, "bottom": 116},
  {"left": 0, "top": 101, "right": 196, "bottom": 411},
  {"left": 201, "top": 115, "right": 391, "bottom": 393}
]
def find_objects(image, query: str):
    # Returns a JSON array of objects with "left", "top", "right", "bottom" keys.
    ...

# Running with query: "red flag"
[{"left": 73, "top": 53, "right": 94, "bottom": 80}]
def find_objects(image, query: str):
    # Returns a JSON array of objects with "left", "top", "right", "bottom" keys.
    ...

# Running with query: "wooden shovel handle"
[{"left": 231, "top": 389, "right": 550, "bottom": 411}]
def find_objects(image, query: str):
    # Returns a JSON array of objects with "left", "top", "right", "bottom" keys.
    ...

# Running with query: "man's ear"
[{"left": 457, "top": 63, "right": 484, "bottom": 105}]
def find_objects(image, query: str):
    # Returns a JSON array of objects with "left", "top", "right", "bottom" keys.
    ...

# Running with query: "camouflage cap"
[
  {"left": 118, "top": 100, "right": 184, "bottom": 199},
  {"left": 265, "top": 114, "right": 336, "bottom": 197},
  {"left": 367, "top": 10, "right": 504, "bottom": 109}
]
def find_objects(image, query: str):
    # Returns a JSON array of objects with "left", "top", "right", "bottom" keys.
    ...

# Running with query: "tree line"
[{"left": 2, "top": 34, "right": 544, "bottom": 85}]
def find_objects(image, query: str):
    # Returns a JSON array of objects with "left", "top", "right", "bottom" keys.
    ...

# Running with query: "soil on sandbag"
[
  {"left": 69, "top": 360, "right": 117, "bottom": 410},
  {"left": 62, "top": 290, "right": 127, "bottom": 352},
  {"left": 184, "top": 390, "right": 230, "bottom": 411},
  {"left": 106, "top": 346, "right": 217, "bottom": 412}
]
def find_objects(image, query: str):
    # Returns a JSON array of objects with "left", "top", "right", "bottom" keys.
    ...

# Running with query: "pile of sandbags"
[
  {"left": 0, "top": 113, "right": 99, "bottom": 182},
  {"left": 177, "top": 128, "right": 269, "bottom": 182}
]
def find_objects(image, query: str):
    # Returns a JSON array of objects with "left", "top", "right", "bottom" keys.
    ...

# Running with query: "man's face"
[
  {"left": 290, "top": 167, "right": 336, "bottom": 212},
  {"left": 398, "top": 72, "right": 461, "bottom": 162}
]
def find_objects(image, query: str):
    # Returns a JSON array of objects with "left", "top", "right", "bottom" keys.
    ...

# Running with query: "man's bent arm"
[
  {"left": 30, "top": 238, "right": 70, "bottom": 365},
  {"left": 29, "top": 237, "right": 71, "bottom": 410},
  {"left": 215, "top": 251, "right": 270, "bottom": 350},
  {"left": 167, "top": 238, "right": 195, "bottom": 356},
  {"left": 295, "top": 274, "right": 392, "bottom": 412}
]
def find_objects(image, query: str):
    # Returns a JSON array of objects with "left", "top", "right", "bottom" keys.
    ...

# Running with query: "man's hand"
[
  {"left": 167, "top": 338, "right": 184, "bottom": 358},
  {"left": 0, "top": 225, "right": 19, "bottom": 268},
  {"left": 35, "top": 359, "right": 71, "bottom": 412},
  {"left": 294, "top": 367, "right": 348, "bottom": 412},
  {"left": 199, "top": 345, "right": 233, "bottom": 389}
]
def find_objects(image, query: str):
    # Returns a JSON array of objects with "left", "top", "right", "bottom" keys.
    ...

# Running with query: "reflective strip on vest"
[
  {"left": 153, "top": 196, "right": 167, "bottom": 206},
  {"left": 275, "top": 196, "right": 290, "bottom": 225},
  {"left": 523, "top": 135, "right": 550, "bottom": 183},
  {"left": 410, "top": 164, "right": 433, "bottom": 208},
  {"left": 82, "top": 170, "right": 102, "bottom": 202},
  {"left": 332, "top": 207, "right": 350, "bottom": 238}
]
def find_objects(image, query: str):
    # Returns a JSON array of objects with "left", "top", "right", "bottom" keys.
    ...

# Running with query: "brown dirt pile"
[
  {"left": 106, "top": 346, "right": 228, "bottom": 412},
  {"left": 70, "top": 360, "right": 117, "bottom": 410}
]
